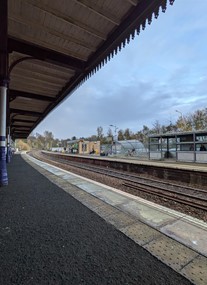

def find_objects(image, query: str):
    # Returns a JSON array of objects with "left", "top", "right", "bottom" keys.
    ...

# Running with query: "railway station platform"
[
  {"left": 0, "top": 154, "right": 206, "bottom": 285},
  {"left": 43, "top": 151, "right": 207, "bottom": 188}
]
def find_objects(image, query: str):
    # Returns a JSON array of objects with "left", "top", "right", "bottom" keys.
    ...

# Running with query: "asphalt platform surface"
[{"left": 0, "top": 155, "right": 193, "bottom": 285}]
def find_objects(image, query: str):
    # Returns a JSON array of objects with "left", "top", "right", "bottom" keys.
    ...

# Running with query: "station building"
[{"left": 66, "top": 140, "right": 100, "bottom": 155}]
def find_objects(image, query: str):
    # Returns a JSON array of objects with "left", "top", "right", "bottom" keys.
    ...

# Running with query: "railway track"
[{"left": 30, "top": 150, "right": 207, "bottom": 212}]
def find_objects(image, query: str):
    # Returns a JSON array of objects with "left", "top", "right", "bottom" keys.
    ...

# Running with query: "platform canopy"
[{"left": 7, "top": 0, "right": 174, "bottom": 139}]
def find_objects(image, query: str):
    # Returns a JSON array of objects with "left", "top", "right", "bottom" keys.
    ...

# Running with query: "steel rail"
[
  {"left": 31, "top": 151, "right": 207, "bottom": 211},
  {"left": 123, "top": 182, "right": 207, "bottom": 211}
]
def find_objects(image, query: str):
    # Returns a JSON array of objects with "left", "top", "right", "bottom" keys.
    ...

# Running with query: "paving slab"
[
  {"left": 161, "top": 219, "right": 207, "bottom": 257},
  {"left": 144, "top": 236, "right": 199, "bottom": 272},
  {"left": 181, "top": 255, "right": 207, "bottom": 285},
  {"left": 120, "top": 222, "right": 162, "bottom": 246},
  {"left": 118, "top": 200, "right": 179, "bottom": 228}
]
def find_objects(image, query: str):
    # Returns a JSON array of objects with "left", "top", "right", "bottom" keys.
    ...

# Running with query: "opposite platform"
[
  {"left": 44, "top": 151, "right": 207, "bottom": 173},
  {"left": 23, "top": 153, "right": 207, "bottom": 285},
  {"left": 42, "top": 151, "right": 207, "bottom": 188}
]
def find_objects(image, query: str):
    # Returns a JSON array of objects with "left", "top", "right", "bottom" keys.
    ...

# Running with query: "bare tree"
[
  {"left": 44, "top": 130, "right": 54, "bottom": 150},
  {"left": 97, "top": 126, "right": 104, "bottom": 142},
  {"left": 152, "top": 120, "right": 162, "bottom": 134}
]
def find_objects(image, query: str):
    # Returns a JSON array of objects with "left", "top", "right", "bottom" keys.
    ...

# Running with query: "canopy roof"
[
  {"left": 149, "top": 130, "right": 207, "bottom": 139},
  {"left": 7, "top": 0, "right": 175, "bottom": 139}
]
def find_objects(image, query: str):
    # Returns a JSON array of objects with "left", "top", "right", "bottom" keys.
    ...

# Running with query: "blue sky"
[{"left": 34, "top": 0, "right": 207, "bottom": 139}]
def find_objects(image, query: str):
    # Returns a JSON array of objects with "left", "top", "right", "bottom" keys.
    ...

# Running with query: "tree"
[
  {"left": 53, "top": 138, "right": 60, "bottom": 147},
  {"left": 142, "top": 125, "right": 150, "bottom": 135},
  {"left": 97, "top": 126, "right": 104, "bottom": 142},
  {"left": 35, "top": 133, "right": 45, "bottom": 149},
  {"left": 60, "top": 139, "right": 68, "bottom": 148},
  {"left": 16, "top": 139, "right": 30, "bottom": 151},
  {"left": 124, "top": 128, "right": 132, "bottom": 140},
  {"left": 107, "top": 128, "right": 113, "bottom": 138},
  {"left": 44, "top": 130, "right": 54, "bottom": 150},
  {"left": 27, "top": 133, "right": 37, "bottom": 149},
  {"left": 165, "top": 121, "right": 178, "bottom": 133},
  {"left": 136, "top": 125, "right": 150, "bottom": 146},
  {"left": 176, "top": 114, "right": 191, "bottom": 131},
  {"left": 89, "top": 135, "right": 97, "bottom": 141},
  {"left": 152, "top": 120, "right": 162, "bottom": 134},
  {"left": 118, "top": 129, "right": 124, "bottom": 140},
  {"left": 191, "top": 109, "right": 207, "bottom": 130}
]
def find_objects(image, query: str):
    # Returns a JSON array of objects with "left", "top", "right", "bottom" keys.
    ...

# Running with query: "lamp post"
[
  {"left": 166, "top": 119, "right": 173, "bottom": 132},
  {"left": 110, "top": 124, "right": 118, "bottom": 154},
  {"left": 175, "top": 110, "right": 185, "bottom": 130},
  {"left": 175, "top": 110, "right": 183, "bottom": 118}
]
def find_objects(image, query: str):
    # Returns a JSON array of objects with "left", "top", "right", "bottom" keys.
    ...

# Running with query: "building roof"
[{"left": 7, "top": 0, "right": 175, "bottom": 139}]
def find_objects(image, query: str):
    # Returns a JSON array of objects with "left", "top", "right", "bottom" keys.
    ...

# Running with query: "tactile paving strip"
[
  {"left": 120, "top": 222, "right": 162, "bottom": 246},
  {"left": 144, "top": 235, "right": 198, "bottom": 272},
  {"left": 181, "top": 255, "right": 207, "bottom": 285}
]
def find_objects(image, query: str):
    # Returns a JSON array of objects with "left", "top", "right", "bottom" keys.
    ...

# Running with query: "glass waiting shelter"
[{"left": 148, "top": 131, "right": 207, "bottom": 163}]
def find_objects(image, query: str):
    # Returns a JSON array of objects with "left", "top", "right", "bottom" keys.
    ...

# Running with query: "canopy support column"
[
  {"left": 0, "top": 86, "right": 8, "bottom": 186},
  {"left": 0, "top": 0, "right": 8, "bottom": 186},
  {"left": 6, "top": 126, "right": 11, "bottom": 163}
]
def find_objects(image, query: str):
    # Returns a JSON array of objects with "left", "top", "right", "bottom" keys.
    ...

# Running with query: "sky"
[{"left": 34, "top": 0, "right": 207, "bottom": 139}]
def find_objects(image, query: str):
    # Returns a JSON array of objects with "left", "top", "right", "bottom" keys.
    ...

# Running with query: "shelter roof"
[
  {"left": 149, "top": 130, "right": 207, "bottom": 138},
  {"left": 8, "top": 0, "right": 175, "bottom": 139}
]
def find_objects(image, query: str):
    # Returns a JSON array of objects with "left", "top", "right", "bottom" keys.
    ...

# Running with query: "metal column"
[
  {"left": 0, "top": 86, "right": 8, "bottom": 185},
  {"left": 6, "top": 126, "right": 11, "bottom": 163},
  {"left": 0, "top": 0, "right": 8, "bottom": 186}
]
